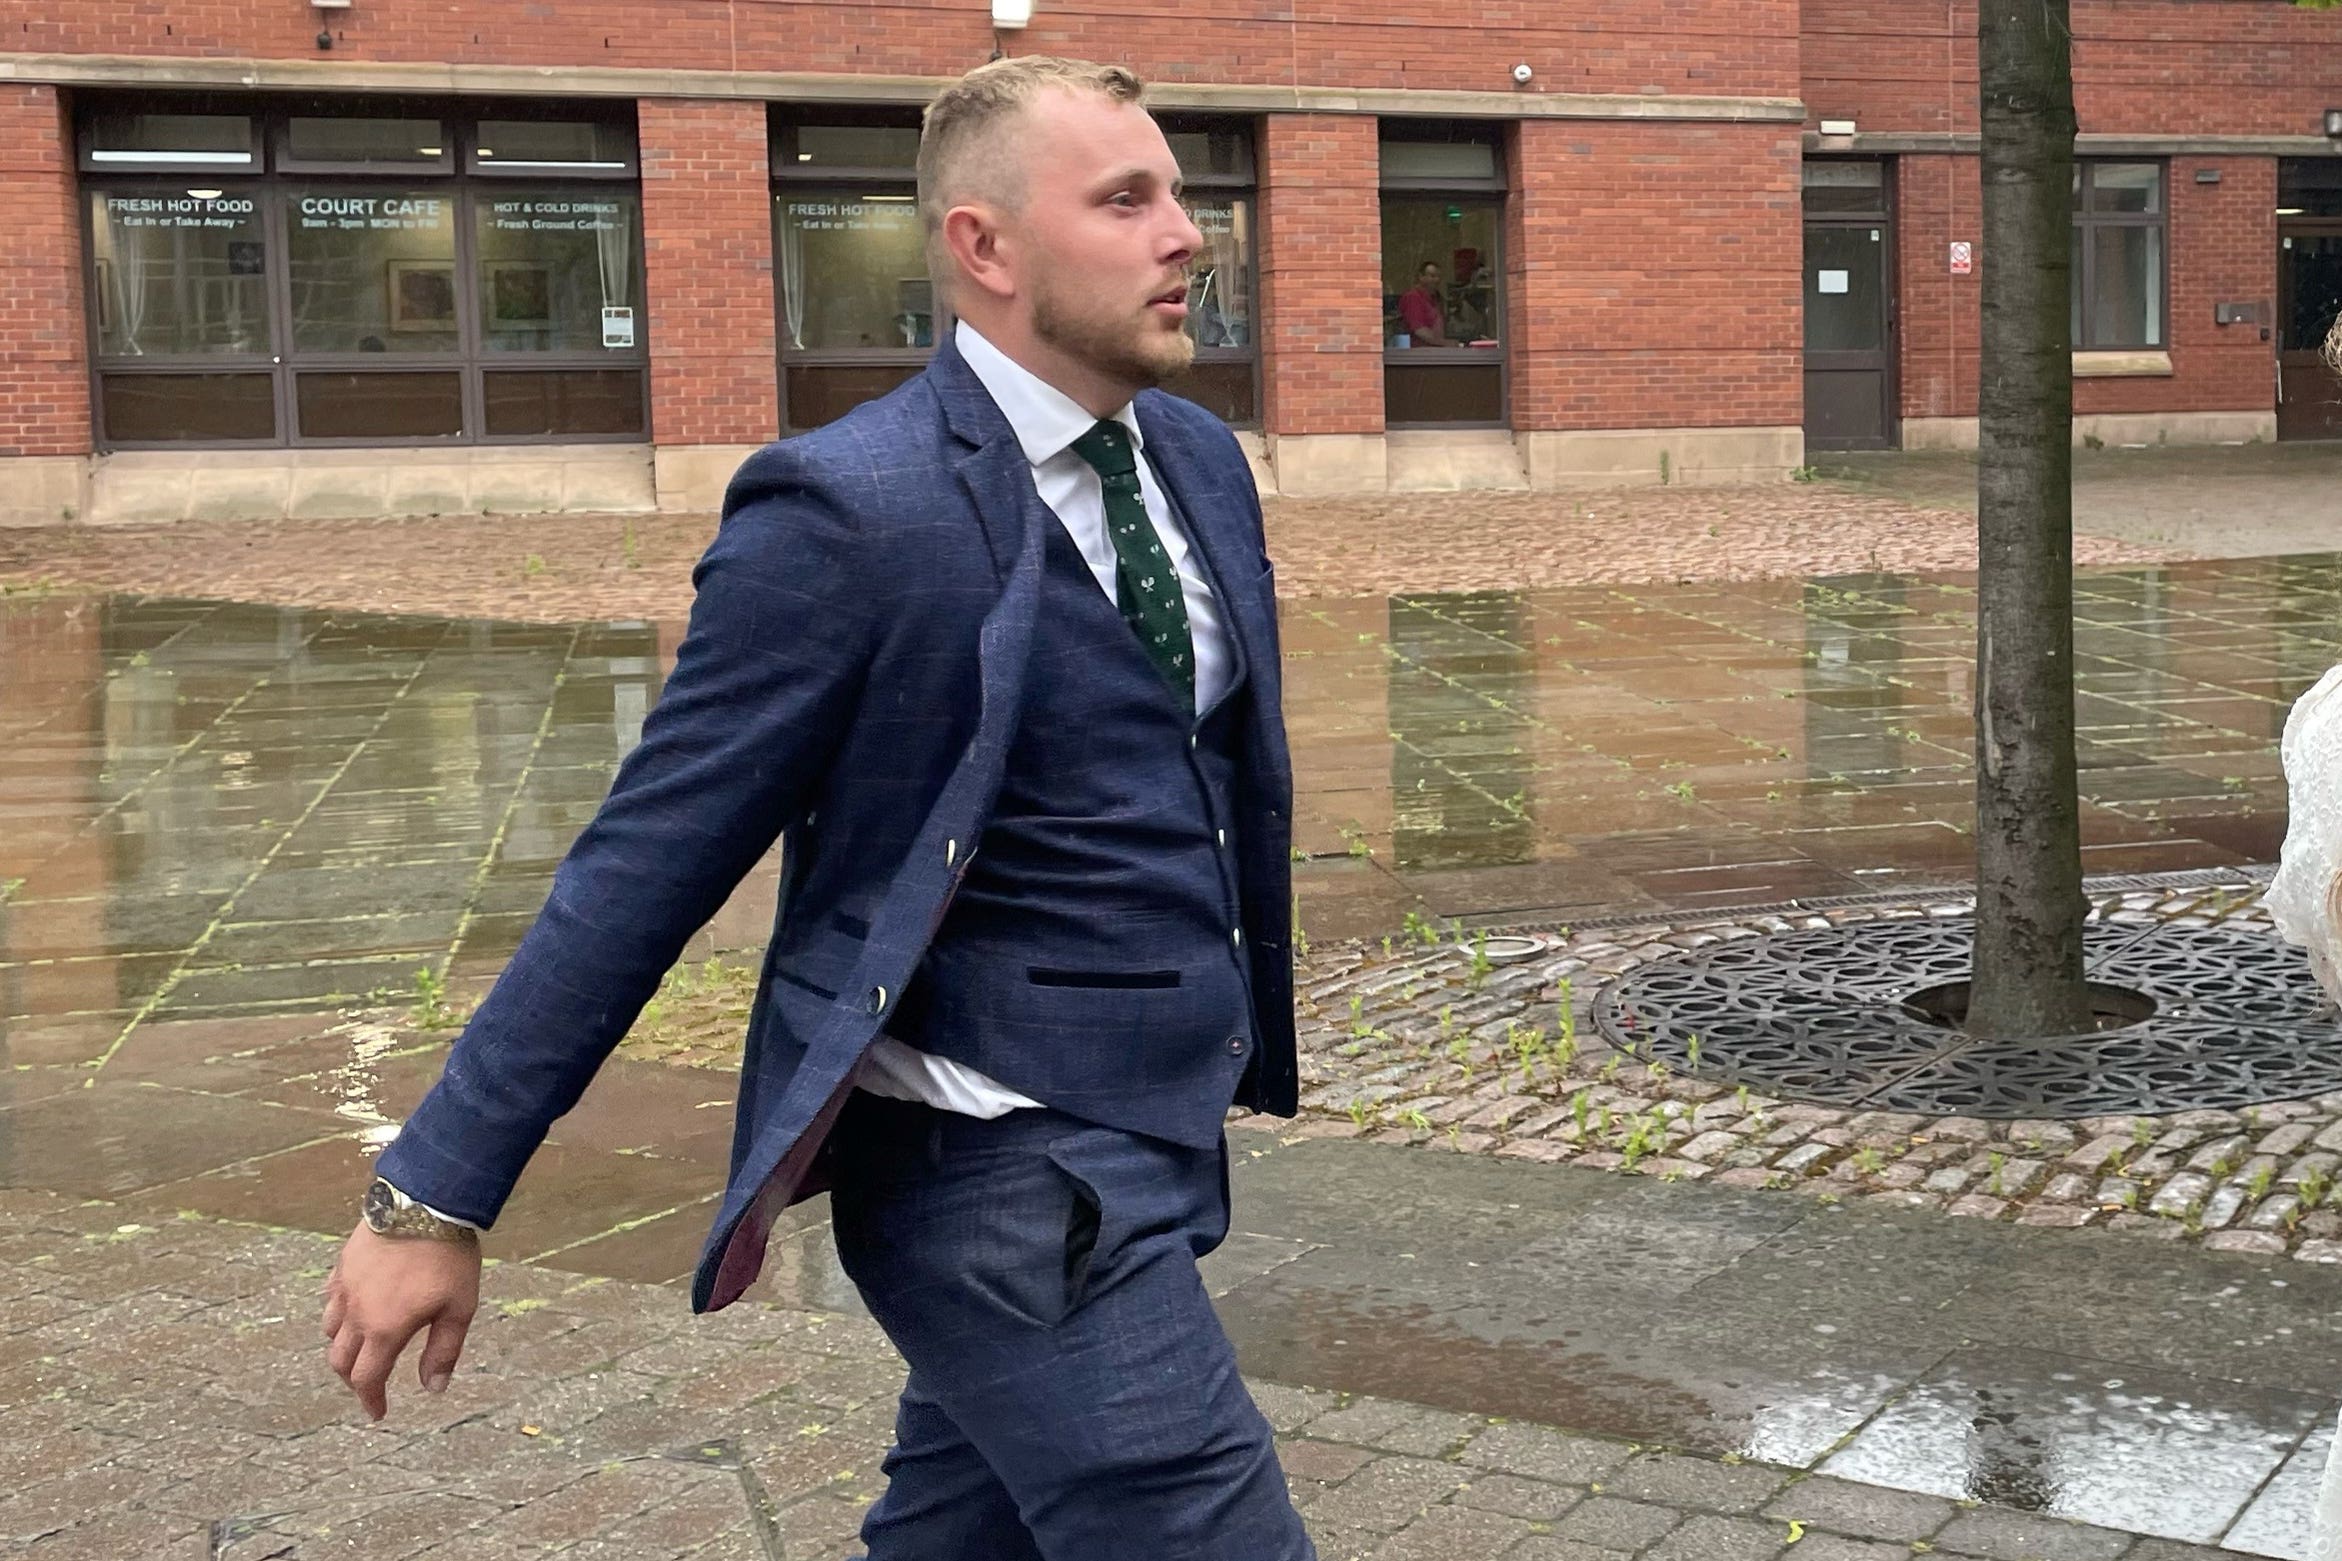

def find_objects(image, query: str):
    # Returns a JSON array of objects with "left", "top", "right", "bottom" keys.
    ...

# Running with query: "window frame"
[
  {"left": 1379, "top": 121, "right": 1511, "bottom": 431},
  {"left": 2072, "top": 159, "right": 2169, "bottom": 352},
  {"left": 80, "top": 94, "right": 648, "bottom": 452}
]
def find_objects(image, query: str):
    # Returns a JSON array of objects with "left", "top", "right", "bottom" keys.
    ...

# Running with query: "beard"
[{"left": 1031, "top": 270, "right": 1197, "bottom": 390}]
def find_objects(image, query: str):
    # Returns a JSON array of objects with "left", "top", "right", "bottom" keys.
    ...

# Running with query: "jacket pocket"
[
  {"left": 1027, "top": 968, "right": 1182, "bottom": 990},
  {"left": 774, "top": 970, "right": 838, "bottom": 1002}
]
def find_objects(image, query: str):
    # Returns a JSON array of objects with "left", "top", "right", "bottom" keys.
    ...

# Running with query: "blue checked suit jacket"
[{"left": 376, "top": 335, "right": 1298, "bottom": 1311}]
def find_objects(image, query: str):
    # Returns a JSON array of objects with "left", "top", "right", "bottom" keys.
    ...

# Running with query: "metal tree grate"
[{"left": 1592, "top": 916, "right": 2342, "bottom": 1118}]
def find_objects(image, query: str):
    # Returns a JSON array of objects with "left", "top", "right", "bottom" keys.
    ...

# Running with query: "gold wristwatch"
[{"left": 362, "top": 1177, "right": 479, "bottom": 1244}]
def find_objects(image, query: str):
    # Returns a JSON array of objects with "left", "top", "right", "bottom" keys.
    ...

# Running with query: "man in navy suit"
[{"left": 323, "top": 55, "right": 1316, "bottom": 1558}]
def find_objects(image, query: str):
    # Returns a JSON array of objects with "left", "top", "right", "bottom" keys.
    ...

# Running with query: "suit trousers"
[{"left": 826, "top": 1093, "right": 1317, "bottom": 1561}]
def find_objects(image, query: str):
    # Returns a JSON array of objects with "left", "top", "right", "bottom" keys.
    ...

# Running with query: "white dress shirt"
[{"left": 853, "top": 323, "right": 1236, "bottom": 1118}]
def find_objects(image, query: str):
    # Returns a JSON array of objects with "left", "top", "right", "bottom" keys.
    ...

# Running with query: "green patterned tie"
[{"left": 1070, "top": 419, "right": 1195, "bottom": 710}]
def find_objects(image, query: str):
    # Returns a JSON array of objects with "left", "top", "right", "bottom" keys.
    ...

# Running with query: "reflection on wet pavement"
[{"left": 6, "top": 556, "right": 2331, "bottom": 1044}]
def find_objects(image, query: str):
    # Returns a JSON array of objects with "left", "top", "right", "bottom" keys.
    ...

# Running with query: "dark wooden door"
[
  {"left": 1804, "top": 219, "right": 1896, "bottom": 451},
  {"left": 2279, "top": 223, "right": 2342, "bottom": 442}
]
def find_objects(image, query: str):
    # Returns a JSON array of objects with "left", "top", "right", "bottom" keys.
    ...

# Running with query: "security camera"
[{"left": 1512, "top": 62, "right": 1534, "bottom": 84}]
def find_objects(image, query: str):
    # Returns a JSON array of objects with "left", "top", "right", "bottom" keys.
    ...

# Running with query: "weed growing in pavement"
[
  {"left": 2299, "top": 1166, "right": 2335, "bottom": 1209},
  {"left": 409, "top": 966, "right": 462, "bottom": 1030}
]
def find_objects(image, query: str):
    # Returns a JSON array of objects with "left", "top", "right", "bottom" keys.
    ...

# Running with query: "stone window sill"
[{"left": 2073, "top": 350, "right": 2173, "bottom": 378}]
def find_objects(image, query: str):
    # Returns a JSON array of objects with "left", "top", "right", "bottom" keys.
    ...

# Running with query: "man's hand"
[{"left": 322, "top": 1223, "right": 481, "bottom": 1420}]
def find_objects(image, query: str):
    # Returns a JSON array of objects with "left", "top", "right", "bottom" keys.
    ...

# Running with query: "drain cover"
[{"left": 1592, "top": 916, "right": 2342, "bottom": 1118}]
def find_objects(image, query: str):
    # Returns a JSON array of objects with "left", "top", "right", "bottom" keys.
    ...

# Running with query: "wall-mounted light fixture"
[
  {"left": 2324, "top": 107, "right": 2342, "bottom": 139},
  {"left": 1818, "top": 118, "right": 1857, "bottom": 137},
  {"left": 991, "top": 0, "right": 1033, "bottom": 29}
]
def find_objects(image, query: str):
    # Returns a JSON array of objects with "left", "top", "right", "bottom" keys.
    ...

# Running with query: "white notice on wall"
[
  {"left": 601, "top": 307, "right": 635, "bottom": 349},
  {"left": 1818, "top": 270, "right": 1850, "bottom": 295}
]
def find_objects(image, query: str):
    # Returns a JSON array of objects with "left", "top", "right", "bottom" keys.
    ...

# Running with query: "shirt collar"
[{"left": 955, "top": 321, "right": 1144, "bottom": 469}]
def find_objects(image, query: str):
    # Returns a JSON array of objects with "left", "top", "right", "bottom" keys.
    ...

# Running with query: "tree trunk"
[{"left": 1967, "top": 0, "right": 2093, "bottom": 1039}]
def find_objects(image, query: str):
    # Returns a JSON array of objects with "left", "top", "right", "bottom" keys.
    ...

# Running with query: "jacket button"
[
  {"left": 1227, "top": 1035, "right": 1246, "bottom": 1055},
  {"left": 1231, "top": 927, "right": 1243, "bottom": 948},
  {"left": 1217, "top": 828, "right": 1227, "bottom": 847},
  {"left": 945, "top": 838, "right": 958, "bottom": 867},
  {"left": 867, "top": 986, "right": 888, "bottom": 1015}
]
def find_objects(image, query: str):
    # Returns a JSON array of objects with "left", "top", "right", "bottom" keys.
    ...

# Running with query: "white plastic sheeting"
[{"left": 2263, "top": 663, "right": 2342, "bottom": 1561}]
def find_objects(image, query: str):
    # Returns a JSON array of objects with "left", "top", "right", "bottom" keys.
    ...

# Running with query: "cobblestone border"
[{"left": 1286, "top": 875, "right": 2342, "bottom": 1264}]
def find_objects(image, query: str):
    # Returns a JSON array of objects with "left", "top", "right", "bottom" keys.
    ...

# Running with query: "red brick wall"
[
  {"left": 19, "top": 1, "right": 1801, "bottom": 100},
  {"left": 1894, "top": 155, "right": 2276, "bottom": 423},
  {"left": 0, "top": 86, "right": 90, "bottom": 460},
  {"left": 1259, "top": 114, "right": 1383, "bottom": 437},
  {"left": 1805, "top": 0, "right": 2342, "bottom": 136},
  {"left": 1509, "top": 120, "right": 1804, "bottom": 431},
  {"left": 1895, "top": 153, "right": 1983, "bottom": 421},
  {"left": 639, "top": 99, "right": 777, "bottom": 446}
]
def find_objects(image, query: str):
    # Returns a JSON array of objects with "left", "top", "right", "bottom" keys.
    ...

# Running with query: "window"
[
  {"left": 81, "top": 97, "right": 647, "bottom": 448},
  {"left": 771, "top": 110, "right": 1261, "bottom": 432},
  {"left": 1160, "top": 116, "right": 1258, "bottom": 424},
  {"left": 773, "top": 111, "right": 931, "bottom": 432},
  {"left": 82, "top": 111, "right": 259, "bottom": 172},
  {"left": 2072, "top": 162, "right": 2165, "bottom": 351},
  {"left": 1380, "top": 124, "right": 1507, "bottom": 426}
]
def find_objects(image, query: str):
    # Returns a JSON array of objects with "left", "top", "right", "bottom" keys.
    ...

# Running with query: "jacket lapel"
[
  {"left": 930, "top": 334, "right": 1045, "bottom": 584},
  {"left": 1134, "top": 396, "right": 1273, "bottom": 686}
]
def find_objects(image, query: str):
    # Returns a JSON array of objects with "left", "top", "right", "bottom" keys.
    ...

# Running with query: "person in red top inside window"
[{"left": 1397, "top": 261, "right": 1451, "bottom": 346}]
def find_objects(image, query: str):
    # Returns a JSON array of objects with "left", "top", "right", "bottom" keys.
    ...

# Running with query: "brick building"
[{"left": 2, "top": 1, "right": 2337, "bottom": 524}]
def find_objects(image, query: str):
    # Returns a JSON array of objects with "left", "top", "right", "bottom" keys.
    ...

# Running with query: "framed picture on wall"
[
  {"left": 386, "top": 260, "right": 458, "bottom": 332},
  {"left": 485, "top": 261, "right": 554, "bottom": 331}
]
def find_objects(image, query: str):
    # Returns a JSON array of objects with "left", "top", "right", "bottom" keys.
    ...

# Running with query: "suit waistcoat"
[{"left": 888, "top": 508, "right": 1259, "bottom": 1147}]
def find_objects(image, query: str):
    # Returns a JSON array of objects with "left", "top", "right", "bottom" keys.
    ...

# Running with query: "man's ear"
[{"left": 943, "top": 205, "right": 1017, "bottom": 304}]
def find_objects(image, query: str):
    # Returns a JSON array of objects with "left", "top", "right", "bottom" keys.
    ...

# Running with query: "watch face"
[{"left": 362, "top": 1178, "right": 397, "bottom": 1233}]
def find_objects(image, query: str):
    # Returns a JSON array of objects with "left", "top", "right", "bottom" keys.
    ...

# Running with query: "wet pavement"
[
  {"left": 4, "top": 552, "right": 2336, "bottom": 1039},
  {"left": 6, "top": 565, "right": 2342, "bottom": 1556},
  {"left": 12, "top": 1184, "right": 2283, "bottom": 1561}
]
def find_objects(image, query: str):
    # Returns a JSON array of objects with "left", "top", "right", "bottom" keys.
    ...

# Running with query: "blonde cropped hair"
[{"left": 916, "top": 56, "right": 1147, "bottom": 297}]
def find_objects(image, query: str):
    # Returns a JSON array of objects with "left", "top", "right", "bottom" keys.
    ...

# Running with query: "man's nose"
[{"left": 1166, "top": 201, "right": 1204, "bottom": 259}]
